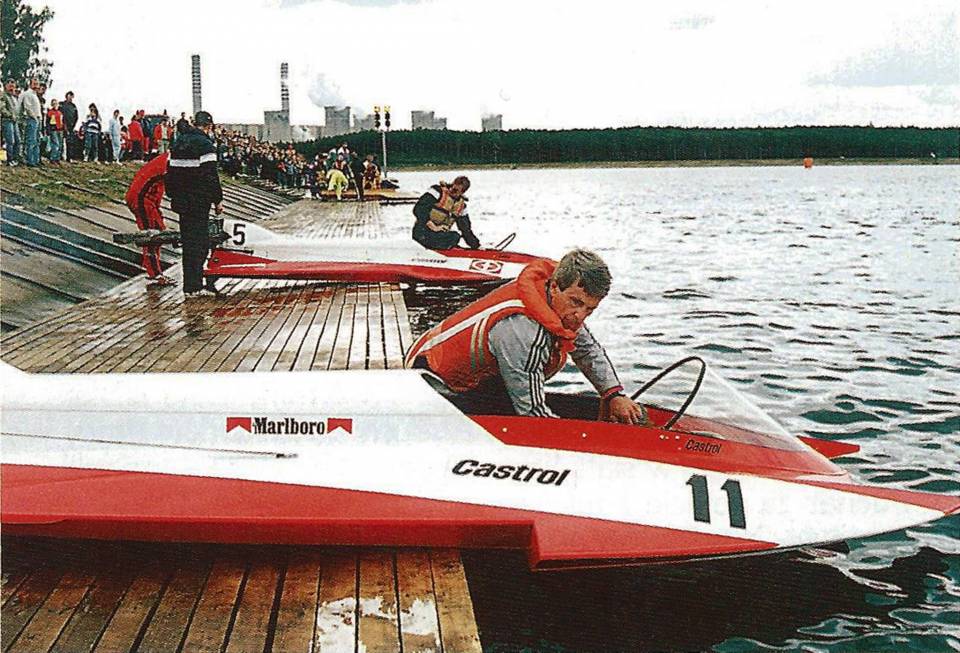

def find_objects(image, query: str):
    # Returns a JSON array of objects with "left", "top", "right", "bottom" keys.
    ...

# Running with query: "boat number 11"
[{"left": 686, "top": 474, "right": 746, "bottom": 528}]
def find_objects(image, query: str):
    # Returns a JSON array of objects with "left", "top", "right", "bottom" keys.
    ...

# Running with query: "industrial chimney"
[
  {"left": 280, "top": 62, "right": 290, "bottom": 115},
  {"left": 191, "top": 54, "right": 202, "bottom": 115}
]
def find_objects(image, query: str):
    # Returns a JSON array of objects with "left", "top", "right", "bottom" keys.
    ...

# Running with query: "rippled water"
[{"left": 391, "top": 165, "right": 959, "bottom": 652}]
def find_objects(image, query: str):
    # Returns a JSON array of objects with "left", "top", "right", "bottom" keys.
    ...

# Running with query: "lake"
[{"left": 392, "top": 165, "right": 959, "bottom": 652}]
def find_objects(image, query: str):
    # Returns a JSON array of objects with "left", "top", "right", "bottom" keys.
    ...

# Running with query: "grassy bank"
[{"left": 0, "top": 162, "right": 244, "bottom": 213}]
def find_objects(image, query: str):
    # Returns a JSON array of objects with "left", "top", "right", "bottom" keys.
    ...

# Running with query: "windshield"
[{"left": 637, "top": 358, "right": 807, "bottom": 452}]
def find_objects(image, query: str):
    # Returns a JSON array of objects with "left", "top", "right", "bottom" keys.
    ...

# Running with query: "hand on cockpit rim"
[{"left": 607, "top": 395, "right": 649, "bottom": 426}]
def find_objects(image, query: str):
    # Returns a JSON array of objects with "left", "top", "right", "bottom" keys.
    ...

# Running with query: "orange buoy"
[{"left": 803, "top": 157, "right": 814, "bottom": 168}]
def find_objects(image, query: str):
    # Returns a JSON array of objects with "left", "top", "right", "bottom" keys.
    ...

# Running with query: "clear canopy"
[{"left": 635, "top": 358, "right": 807, "bottom": 452}]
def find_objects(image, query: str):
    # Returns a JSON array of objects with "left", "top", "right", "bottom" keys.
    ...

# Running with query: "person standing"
[
  {"left": 165, "top": 111, "right": 224, "bottom": 297},
  {"left": 45, "top": 98, "right": 64, "bottom": 164},
  {"left": 108, "top": 109, "right": 123, "bottom": 164},
  {"left": 154, "top": 117, "right": 172, "bottom": 154},
  {"left": 349, "top": 151, "right": 366, "bottom": 201},
  {"left": 411, "top": 176, "right": 481, "bottom": 250},
  {"left": 81, "top": 104, "right": 102, "bottom": 162},
  {"left": 18, "top": 79, "right": 42, "bottom": 166},
  {"left": 175, "top": 111, "right": 190, "bottom": 137},
  {"left": 128, "top": 113, "right": 144, "bottom": 160},
  {"left": 125, "top": 151, "right": 171, "bottom": 284},
  {"left": 60, "top": 91, "right": 78, "bottom": 162},
  {"left": 1, "top": 79, "right": 19, "bottom": 165}
]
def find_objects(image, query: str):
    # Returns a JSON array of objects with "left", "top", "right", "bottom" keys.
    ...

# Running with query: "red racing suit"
[{"left": 125, "top": 152, "right": 169, "bottom": 278}]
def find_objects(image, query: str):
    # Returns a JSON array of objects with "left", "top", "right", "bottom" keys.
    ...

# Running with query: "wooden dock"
[{"left": 1, "top": 197, "right": 482, "bottom": 652}]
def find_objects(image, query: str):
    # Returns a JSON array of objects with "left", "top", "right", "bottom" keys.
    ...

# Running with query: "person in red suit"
[
  {"left": 125, "top": 152, "right": 170, "bottom": 283},
  {"left": 128, "top": 113, "right": 145, "bottom": 160}
]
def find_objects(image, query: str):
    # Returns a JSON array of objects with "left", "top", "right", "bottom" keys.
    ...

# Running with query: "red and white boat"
[
  {"left": 121, "top": 218, "right": 540, "bottom": 285},
  {"left": 2, "top": 358, "right": 956, "bottom": 570}
]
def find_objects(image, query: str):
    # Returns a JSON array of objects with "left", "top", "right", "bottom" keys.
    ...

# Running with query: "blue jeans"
[
  {"left": 23, "top": 118, "right": 39, "bottom": 166},
  {"left": 1, "top": 119, "right": 17, "bottom": 163},
  {"left": 48, "top": 131, "right": 62, "bottom": 162},
  {"left": 84, "top": 132, "right": 99, "bottom": 161}
]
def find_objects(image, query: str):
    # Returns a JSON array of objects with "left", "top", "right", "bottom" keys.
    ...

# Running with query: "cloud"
[
  {"left": 278, "top": 0, "right": 418, "bottom": 7},
  {"left": 812, "top": 13, "right": 959, "bottom": 87},
  {"left": 671, "top": 14, "right": 715, "bottom": 30}
]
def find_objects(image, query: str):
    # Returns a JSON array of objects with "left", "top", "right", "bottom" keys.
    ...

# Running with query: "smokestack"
[
  {"left": 281, "top": 62, "right": 289, "bottom": 114},
  {"left": 191, "top": 54, "right": 202, "bottom": 114}
]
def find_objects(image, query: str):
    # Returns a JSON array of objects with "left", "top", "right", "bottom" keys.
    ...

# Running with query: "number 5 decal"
[
  {"left": 232, "top": 223, "right": 246, "bottom": 246},
  {"left": 686, "top": 474, "right": 746, "bottom": 529}
]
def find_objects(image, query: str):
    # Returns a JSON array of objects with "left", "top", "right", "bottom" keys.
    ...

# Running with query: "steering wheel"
[
  {"left": 630, "top": 356, "right": 707, "bottom": 430},
  {"left": 492, "top": 233, "right": 516, "bottom": 251}
]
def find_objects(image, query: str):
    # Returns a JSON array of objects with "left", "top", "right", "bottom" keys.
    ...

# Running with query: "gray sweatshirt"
[{"left": 487, "top": 314, "right": 622, "bottom": 417}]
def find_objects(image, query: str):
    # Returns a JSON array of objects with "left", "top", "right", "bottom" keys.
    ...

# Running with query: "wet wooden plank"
[
  {"left": 49, "top": 548, "right": 135, "bottom": 653},
  {"left": 136, "top": 553, "right": 211, "bottom": 653},
  {"left": 293, "top": 285, "right": 341, "bottom": 371},
  {"left": 366, "top": 285, "right": 387, "bottom": 370},
  {"left": 357, "top": 552, "right": 400, "bottom": 653},
  {"left": 381, "top": 285, "right": 406, "bottom": 369},
  {"left": 0, "top": 569, "right": 30, "bottom": 609},
  {"left": 148, "top": 279, "right": 269, "bottom": 373},
  {"left": 349, "top": 284, "right": 370, "bottom": 370},
  {"left": 1, "top": 566, "right": 64, "bottom": 651},
  {"left": 92, "top": 558, "right": 167, "bottom": 653},
  {"left": 7, "top": 567, "right": 96, "bottom": 653},
  {"left": 432, "top": 550, "right": 482, "bottom": 653},
  {"left": 179, "top": 557, "right": 246, "bottom": 653},
  {"left": 315, "top": 553, "right": 357, "bottom": 653},
  {"left": 397, "top": 550, "right": 442, "bottom": 653},
  {"left": 224, "top": 556, "right": 282, "bottom": 653},
  {"left": 272, "top": 550, "right": 323, "bottom": 653},
  {"left": 273, "top": 285, "right": 332, "bottom": 371},
  {"left": 328, "top": 286, "right": 356, "bottom": 371},
  {"left": 214, "top": 283, "right": 302, "bottom": 372},
  {"left": 310, "top": 286, "right": 347, "bottom": 371},
  {"left": 235, "top": 282, "right": 309, "bottom": 372}
]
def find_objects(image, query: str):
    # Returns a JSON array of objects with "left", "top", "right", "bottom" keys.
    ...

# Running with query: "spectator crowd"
[{"left": 2, "top": 77, "right": 382, "bottom": 199}]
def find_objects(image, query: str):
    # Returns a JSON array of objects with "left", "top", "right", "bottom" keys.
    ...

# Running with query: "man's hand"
[
  {"left": 606, "top": 396, "right": 649, "bottom": 426},
  {"left": 215, "top": 201, "right": 224, "bottom": 215}
]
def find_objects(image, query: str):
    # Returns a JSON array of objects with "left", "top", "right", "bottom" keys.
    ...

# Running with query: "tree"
[{"left": 0, "top": 0, "right": 54, "bottom": 85}]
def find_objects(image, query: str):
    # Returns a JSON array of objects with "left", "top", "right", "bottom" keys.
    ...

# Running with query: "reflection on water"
[{"left": 395, "top": 165, "right": 959, "bottom": 652}]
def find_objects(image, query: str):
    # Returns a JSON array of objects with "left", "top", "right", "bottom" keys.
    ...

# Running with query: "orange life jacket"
[
  {"left": 428, "top": 184, "right": 466, "bottom": 229},
  {"left": 405, "top": 259, "right": 577, "bottom": 392}
]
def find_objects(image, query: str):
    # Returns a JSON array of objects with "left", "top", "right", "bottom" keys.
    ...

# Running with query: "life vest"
[
  {"left": 405, "top": 259, "right": 577, "bottom": 392},
  {"left": 428, "top": 184, "right": 466, "bottom": 229}
]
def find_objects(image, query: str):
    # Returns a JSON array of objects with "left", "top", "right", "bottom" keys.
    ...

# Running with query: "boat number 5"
[
  {"left": 686, "top": 474, "right": 746, "bottom": 529},
  {"left": 232, "top": 223, "right": 246, "bottom": 246}
]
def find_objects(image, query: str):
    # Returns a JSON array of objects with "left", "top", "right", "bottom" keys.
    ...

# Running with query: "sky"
[{"left": 34, "top": 0, "right": 959, "bottom": 131}]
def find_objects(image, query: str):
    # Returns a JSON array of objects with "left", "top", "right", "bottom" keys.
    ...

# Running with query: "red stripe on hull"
[
  {"left": 470, "top": 415, "right": 847, "bottom": 478},
  {"left": 1, "top": 465, "right": 774, "bottom": 569},
  {"left": 205, "top": 258, "right": 503, "bottom": 285}
]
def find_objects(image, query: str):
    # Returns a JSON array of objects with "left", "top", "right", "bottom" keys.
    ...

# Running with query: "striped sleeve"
[{"left": 487, "top": 315, "right": 557, "bottom": 418}]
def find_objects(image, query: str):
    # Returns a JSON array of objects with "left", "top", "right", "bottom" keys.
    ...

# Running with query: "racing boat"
[
  {"left": 2, "top": 358, "right": 957, "bottom": 571},
  {"left": 115, "top": 219, "right": 539, "bottom": 286}
]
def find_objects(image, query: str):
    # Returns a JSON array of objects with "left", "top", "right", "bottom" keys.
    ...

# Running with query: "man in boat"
[
  {"left": 406, "top": 249, "right": 648, "bottom": 424},
  {"left": 412, "top": 176, "right": 481, "bottom": 250},
  {"left": 124, "top": 151, "right": 171, "bottom": 285}
]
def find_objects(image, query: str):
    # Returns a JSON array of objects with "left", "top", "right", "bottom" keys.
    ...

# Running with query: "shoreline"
[{"left": 390, "top": 158, "right": 959, "bottom": 172}]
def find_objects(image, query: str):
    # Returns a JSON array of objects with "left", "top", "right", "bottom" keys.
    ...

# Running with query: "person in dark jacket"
[
  {"left": 60, "top": 91, "right": 79, "bottom": 162},
  {"left": 349, "top": 151, "right": 366, "bottom": 201},
  {"left": 165, "top": 111, "right": 224, "bottom": 297},
  {"left": 412, "top": 176, "right": 481, "bottom": 250}
]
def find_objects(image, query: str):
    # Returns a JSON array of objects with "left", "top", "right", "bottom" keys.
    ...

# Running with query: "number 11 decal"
[{"left": 686, "top": 474, "right": 746, "bottom": 529}]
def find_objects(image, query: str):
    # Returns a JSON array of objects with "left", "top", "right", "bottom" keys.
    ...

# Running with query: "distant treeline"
[{"left": 296, "top": 126, "right": 958, "bottom": 166}]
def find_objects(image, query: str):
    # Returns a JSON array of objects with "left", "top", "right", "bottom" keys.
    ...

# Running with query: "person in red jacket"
[
  {"left": 128, "top": 114, "right": 144, "bottom": 160},
  {"left": 125, "top": 152, "right": 170, "bottom": 283}
]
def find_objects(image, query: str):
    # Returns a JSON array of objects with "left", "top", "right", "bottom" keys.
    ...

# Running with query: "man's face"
[
  {"left": 4, "top": 82, "right": 13, "bottom": 93},
  {"left": 448, "top": 181, "right": 467, "bottom": 199},
  {"left": 549, "top": 279, "right": 602, "bottom": 332},
  {"left": 29, "top": 79, "right": 38, "bottom": 90},
  {"left": 65, "top": 93, "right": 73, "bottom": 102}
]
